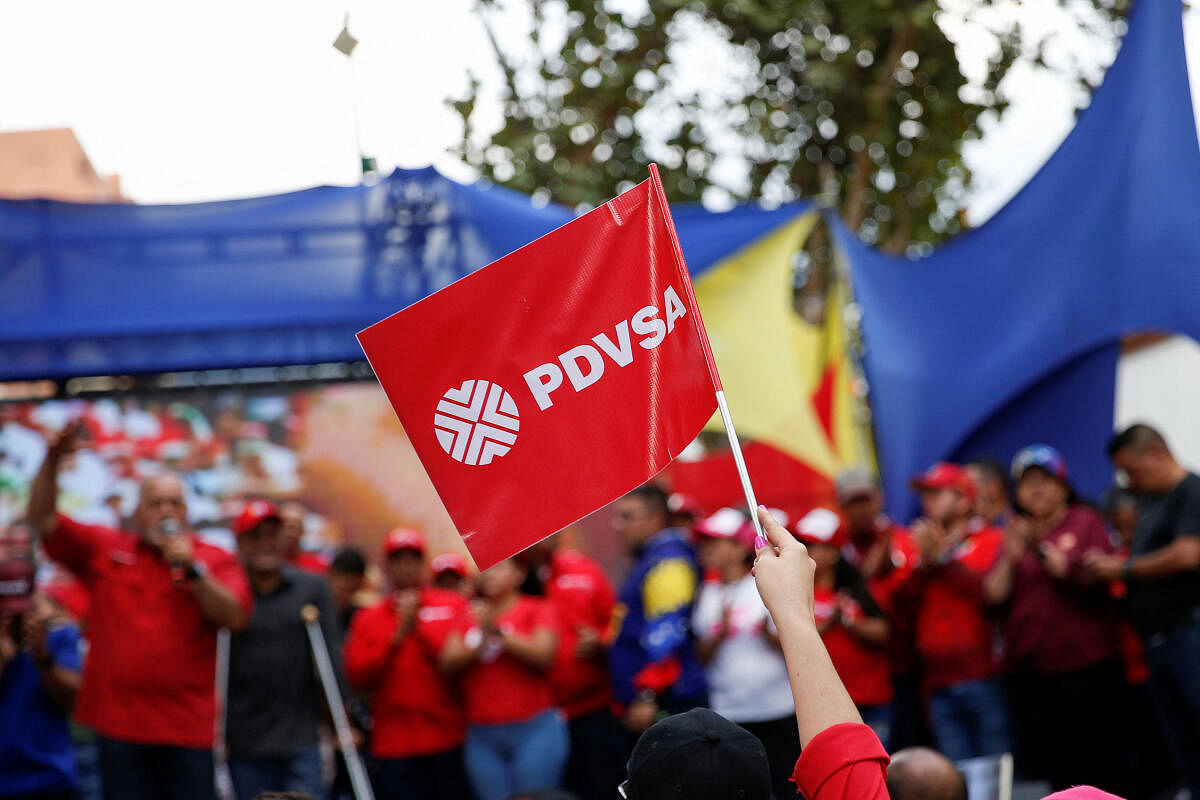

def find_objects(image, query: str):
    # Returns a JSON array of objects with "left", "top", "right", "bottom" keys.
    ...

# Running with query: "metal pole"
[
  {"left": 715, "top": 389, "right": 767, "bottom": 548},
  {"left": 301, "top": 604, "right": 375, "bottom": 800},
  {"left": 213, "top": 628, "right": 235, "bottom": 800}
]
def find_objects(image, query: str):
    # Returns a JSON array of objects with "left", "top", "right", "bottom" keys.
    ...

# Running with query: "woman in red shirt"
[
  {"left": 983, "top": 445, "right": 1127, "bottom": 795},
  {"left": 791, "top": 509, "right": 893, "bottom": 748},
  {"left": 444, "top": 557, "right": 566, "bottom": 800}
]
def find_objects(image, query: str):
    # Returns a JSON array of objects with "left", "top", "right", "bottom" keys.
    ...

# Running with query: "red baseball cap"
[
  {"left": 233, "top": 499, "right": 281, "bottom": 537},
  {"left": 431, "top": 552, "right": 468, "bottom": 577},
  {"left": 693, "top": 508, "right": 756, "bottom": 550},
  {"left": 383, "top": 527, "right": 426, "bottom": 558},
  {"left": 909, "top": 462, "right": 976, "bottom": 502},
  {"left": 790, "top": 508, "right": 844, "bottom": 548}
]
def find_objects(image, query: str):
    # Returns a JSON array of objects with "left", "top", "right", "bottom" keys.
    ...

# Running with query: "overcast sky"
[{"left": 1, "top": 1, "right": 1197, "bottom": 224}]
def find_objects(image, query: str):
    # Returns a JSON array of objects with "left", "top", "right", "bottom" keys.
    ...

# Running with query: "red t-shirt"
[
  {"left": 791, "top": 722, "right": 890, "bottom": 800},
  {"left": 343, "top": 587, "right": 471, "bottom": 758},
  {"left": 463, "top": 596, "right": 560, "bottom": 726},
  {"left": 43, "top": 514, "right": 253, "bottom": 748},
  {"left": 545, "top": 550, "right": 616, "bottom": 719},
  {"left": 813, "top": 586, "right": 893, "bottom": 708},
  {"left": 898, "top": 523, "right": 1004, "bottom": 692}
]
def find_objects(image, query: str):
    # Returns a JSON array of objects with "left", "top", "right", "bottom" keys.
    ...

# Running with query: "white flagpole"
[
  {"left": 646, "top": 163, "right": 767, "bottom": 546},
  {"left": 714, "top": 390, "right": 768, "bottom": 548}
]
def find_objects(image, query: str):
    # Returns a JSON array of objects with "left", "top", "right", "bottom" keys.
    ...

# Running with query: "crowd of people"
[{"left": 3, "top": 418, "right": 1200, "bottom": 800}]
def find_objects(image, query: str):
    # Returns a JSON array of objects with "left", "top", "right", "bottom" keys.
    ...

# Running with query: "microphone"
[{"left": 161, "top": 518, "right": 185, "bottom": 586}]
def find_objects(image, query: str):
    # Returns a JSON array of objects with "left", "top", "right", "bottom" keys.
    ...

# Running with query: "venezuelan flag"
[{"left": 673, "top": 211, "right": 875, "bottom": 515}]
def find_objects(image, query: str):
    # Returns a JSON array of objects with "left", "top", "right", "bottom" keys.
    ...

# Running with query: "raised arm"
[
  {"left": 753, "top": 507, "right": 890, "bottom": 800},
  {"left": 753, "top": 507, "right": 862, "bottom": 744},
  {"left": 29, "top": 421, "right": 85, "bottom": 540}
]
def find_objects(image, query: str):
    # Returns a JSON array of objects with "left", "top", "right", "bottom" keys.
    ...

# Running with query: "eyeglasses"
[{"left": 617, "top": 780, "right": 629, "bottom": 798}]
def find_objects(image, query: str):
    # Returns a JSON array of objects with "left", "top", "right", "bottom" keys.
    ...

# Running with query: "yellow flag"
[{"left": 695, "top": 214, "right": 833, "bottom": 476}]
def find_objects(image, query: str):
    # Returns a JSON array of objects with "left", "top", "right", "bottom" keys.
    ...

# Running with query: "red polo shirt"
[
  {"left": 896, "top": 523, "right": 1004, "bottom": 692},
  {"left": 343, "top": 587, "right": 471, "bottom": 758},
  {"left": 791, "top": 722, "right": 890, "bottom": 799},
  {"left": 43, "top": 514, "right": 252, "bottom": 748},
  {"left": 463, "top": 596, "right": 560, "bottom": 726},
  {"left": 544, "top": 550, "right": 616, "bottom": 719}
]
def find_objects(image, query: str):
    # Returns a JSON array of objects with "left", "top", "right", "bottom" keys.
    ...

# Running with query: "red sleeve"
[
  {"left": 200, "top": 545, "right": 254, "bottom": 624},
  {"left": 42, "top": 513, "right": 119, "bottom": 583},
  {"left": 343, "top": 604, "right": 397, "bottom": 691},
  {"left": 791, "top": 723, "right": 890, "bottom": 800}
]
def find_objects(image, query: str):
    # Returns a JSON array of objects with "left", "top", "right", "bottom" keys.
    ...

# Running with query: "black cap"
[{"left": 624, "top": 708, "right": 771, "bottom": 799}]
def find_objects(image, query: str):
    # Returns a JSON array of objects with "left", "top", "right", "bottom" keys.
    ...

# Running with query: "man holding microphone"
[{"left": 28, "top": 421, "right": 252, "bottom": 800}]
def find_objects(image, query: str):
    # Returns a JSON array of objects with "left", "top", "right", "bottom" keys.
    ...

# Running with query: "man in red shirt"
[
  {"left": 792, "top": 509, "right": 893, "bottom": 747},
  {"left": 894, "top": 462, "right": 1009, "bottom": 763},
  {"left": 343, "top": 528, "right": 472, "bottom": 800},
  {"left": 28, "top": 421, "right": 251, "bottom": 800},
  {"left": 834, "top": 467, "right": 925, "bottom": 750},
  {"left": 835, "top": 467, "right": 918, "bottom": 613},
  {"left": 523, "top": 533, "right": 622, "bottom": 800}
]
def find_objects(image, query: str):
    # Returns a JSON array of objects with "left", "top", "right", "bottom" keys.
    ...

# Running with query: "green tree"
[{"left": 452, "top": 0, "right": 1128, "bottom": 261}]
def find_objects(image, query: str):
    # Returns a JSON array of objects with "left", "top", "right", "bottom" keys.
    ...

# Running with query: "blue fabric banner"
[
  {"left": 833, "top": 0, "right": 1200, "bottom": 512},
  {"left": 0, "top": 168, "right": 805, "bottom": 381}
]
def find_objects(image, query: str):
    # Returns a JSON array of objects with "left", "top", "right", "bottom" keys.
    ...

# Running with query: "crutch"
[
  {"left": 301, "top": 604, "right": 375, "bottom": 800},
  {"left": 214, "top": 627, "right": 235, "bottom": 800}
]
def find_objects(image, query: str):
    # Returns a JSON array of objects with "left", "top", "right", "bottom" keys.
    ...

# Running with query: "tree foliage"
[{"left": 453, "top": 0, "right": 1129, "bottom": 259}]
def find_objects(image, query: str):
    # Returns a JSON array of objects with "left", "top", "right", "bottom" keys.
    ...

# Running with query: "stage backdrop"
[{"left": 0, "top": 381, "right": 474, "bottom": 563}]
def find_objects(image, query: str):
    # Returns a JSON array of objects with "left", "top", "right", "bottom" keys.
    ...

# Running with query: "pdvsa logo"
[{"left": 434, "top": 380, "right": 520, "bottom": 466}]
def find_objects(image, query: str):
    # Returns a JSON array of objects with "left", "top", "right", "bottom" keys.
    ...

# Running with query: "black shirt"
[
  {"left": 227, "top": 567, "right": 342, "bottom": 758},
  {"left": 1129, "top": 472, "right": 1200, "bottom": 638}
]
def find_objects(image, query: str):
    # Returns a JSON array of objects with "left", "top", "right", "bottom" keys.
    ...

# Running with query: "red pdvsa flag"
[{"left": 358, "top": 167, "right": 721, "bottom": 569}]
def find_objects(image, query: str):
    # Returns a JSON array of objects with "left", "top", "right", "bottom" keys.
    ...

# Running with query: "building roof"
[{"left": 0, "top": 128, "right": 125, "bottom": 203}]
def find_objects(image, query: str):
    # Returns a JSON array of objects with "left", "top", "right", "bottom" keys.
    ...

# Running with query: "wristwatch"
[{"left": 184, "top": 561, "right": 209, "bottom": 582}]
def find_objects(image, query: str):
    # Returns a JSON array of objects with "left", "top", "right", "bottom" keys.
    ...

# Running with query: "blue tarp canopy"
[
  {"left": 0, "top": 168, "right": 804, "bottom": 381},
  {"left": 835, "top": 0, "right": 1200, "bottom": 511}
]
